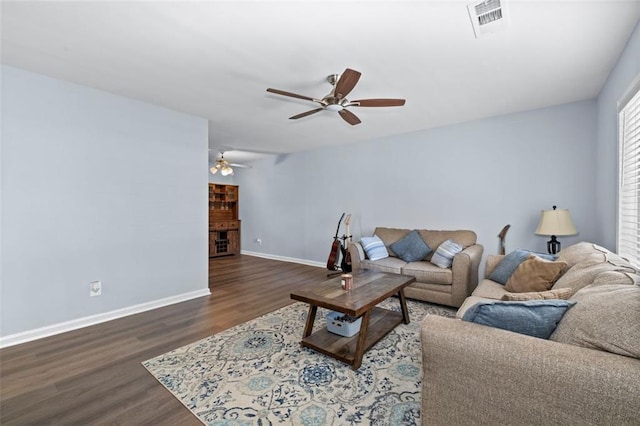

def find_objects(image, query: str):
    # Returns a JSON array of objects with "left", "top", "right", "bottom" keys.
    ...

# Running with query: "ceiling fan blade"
[
  {"left": 290, "top": 108, "right": 324, "bottom": 120},
  {"left": 266, "top": 88, "right": 317, "bottom": 102},
  {"left": 229, "top": 163, "right": 252, "bottom": 168},
  {"left": 339, "top": 109, "right": 361, "bottom": 125},
  {"left": 351, "top": 98, "right": 406, "bottom": 107},
  {"left": 334, "top": 68, "right": 361, "bottom": 99}
]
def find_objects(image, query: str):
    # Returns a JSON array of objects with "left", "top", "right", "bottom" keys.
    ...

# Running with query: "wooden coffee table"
[{"left": 290, "top": 270, "right": 416, "bottom": 369}]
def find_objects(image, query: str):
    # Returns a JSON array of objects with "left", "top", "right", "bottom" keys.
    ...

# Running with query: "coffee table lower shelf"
[{"left": 301, "top": 306, "right": 403, "bottom": 369}]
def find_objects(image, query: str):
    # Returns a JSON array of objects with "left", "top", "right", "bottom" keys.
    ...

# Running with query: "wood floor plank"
[{"left": 0, "top": 254, "right": 327, "bottom": 425}]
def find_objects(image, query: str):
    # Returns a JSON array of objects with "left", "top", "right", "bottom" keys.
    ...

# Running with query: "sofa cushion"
[
  {"left": 504, "top": 256, "right": 567, "bottom": 293},
  {"left": 402, "top": 261, "right": 452, "bottom": 285},
  {"left": 462, "top": 300, "right": 575, "bottom": 339},
  {"left": 373, "top": 227, "right": 410, "bottom": 256},
  {"left": 418, "top": 230, "right": 477, "bottom": 252},
  {"left": 552, "top": 258, "right": 638, "bottom": 294},
  {"left": 431, "top": 239, "right": 463, "bottom": 269},
  {"left": 556, "top": 242, "right": 609, "bottom": 269},
  {"left": 361, "top": 257, "right": 406, "bottom": 274},
  {"left": 360, "top": 235, "right": 389, "bottom": 261},
  {"left": 550, "top": 284, "right": 640, "bottom": 359},
  {"left": 472, "top": 279, "right": 512, "bottom": 300},
  {"left": 389, "top": 230, "right": 432, "bottom": 263},
  {"left": 489, "top": 249, "right": 559, "bottom": 284},
  {"left": 501, "top": 288, "right": 572, "bottom": 301}
]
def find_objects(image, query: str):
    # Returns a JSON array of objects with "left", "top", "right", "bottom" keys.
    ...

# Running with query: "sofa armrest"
[
  {"left": 348, "top": 241, "right": 365, "bottom": 271},
  {"left": 450, "top": 244, "right": 483, "bottom": 306},
  {"left": 421, "top": 315, "right": 640, "bottom": 425}
]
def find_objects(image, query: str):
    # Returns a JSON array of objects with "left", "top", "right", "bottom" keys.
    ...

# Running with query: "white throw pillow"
[
  {"left": 360, "top": 235, "right": 389, "bottom": 261},
  {"left": 430, "top": 239, "right": 462, "bottom": 268}
]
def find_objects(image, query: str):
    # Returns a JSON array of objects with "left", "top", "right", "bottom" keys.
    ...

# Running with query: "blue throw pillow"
[
  {"left": 360, "top": 235, "right": 389, "bottom": 261},
  {"left": 461, "top": 300, "right": 576, "bottom": 339},
  {"left": 430, "top": 239, "right": 462, "bottom": 268},
  {"left": 490, "top": 249, "right": 559, "bottom": 285},
  {"left": 389, "top": 230, "right": 432, "bottom": 263}
]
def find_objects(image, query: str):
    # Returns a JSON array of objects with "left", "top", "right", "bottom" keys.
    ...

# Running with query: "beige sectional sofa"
[
  {"left": 420, "top": 242, "right": 640, "bottom": 425},
  {"left": 348, "top": 227, "right": 483, "bottom": 308}
]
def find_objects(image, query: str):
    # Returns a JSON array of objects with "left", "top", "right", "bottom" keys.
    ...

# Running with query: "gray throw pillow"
[
  {"left": 389, "top": 230, "right": 432, "bottom": 263},
  {"left": 462, "top": 300, "right": 576, "bottom": 339}
]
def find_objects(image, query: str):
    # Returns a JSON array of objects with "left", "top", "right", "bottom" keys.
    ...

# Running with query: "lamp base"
[{"left": 547, "top": 235, "right": 561, "bottom": 255}]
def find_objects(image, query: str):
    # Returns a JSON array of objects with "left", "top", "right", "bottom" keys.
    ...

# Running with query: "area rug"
[{"left": 142, "top": 299, "right": 455, "bottom": 425}]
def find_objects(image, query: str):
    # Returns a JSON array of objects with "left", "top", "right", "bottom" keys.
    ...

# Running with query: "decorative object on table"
[
  {"left": 535, "top": 205, "right": 578, "bottom": 254},
  {"left": 266, "top": 68, "right": 405, "bottom": 126},
  {"left": 498, "top": 224, "right": 511, "bottom": 255},
  {"left": 341, "top": 273, "right": 353, "bottom": 290},
  {"left": 142, "top": 299, "right": 456, "bottom": 425},
  {"left": 326, "top": 311, "right": 361, "bottom": 337}
]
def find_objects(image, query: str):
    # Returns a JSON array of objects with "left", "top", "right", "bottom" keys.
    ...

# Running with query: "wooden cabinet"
[{"left": 209, "top": 184, "right": 240, "bottom": 257}]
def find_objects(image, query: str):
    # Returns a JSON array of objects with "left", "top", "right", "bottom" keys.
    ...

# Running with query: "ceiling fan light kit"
[
  {"left": 210, "top": 162, "right": 234, "bottom": 176},
  {"left": 266, "top": 68, "right": 406, "bottom": 125},
  {"left": 209, "top": 151, "right": 252, "bottom": 176}
]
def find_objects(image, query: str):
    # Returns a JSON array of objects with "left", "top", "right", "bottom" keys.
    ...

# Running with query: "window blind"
[{"left": 618, "top": 84, "right": 640, "bottom": 267}]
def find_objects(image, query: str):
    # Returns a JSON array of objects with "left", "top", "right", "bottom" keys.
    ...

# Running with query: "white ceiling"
[{"left": 2, "top": 1, "right": 640, "bottom": 164}]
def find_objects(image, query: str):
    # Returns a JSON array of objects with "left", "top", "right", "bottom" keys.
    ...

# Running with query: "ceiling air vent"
[{"left": 467, "top": 0, "right": 510, "bottom": 39}]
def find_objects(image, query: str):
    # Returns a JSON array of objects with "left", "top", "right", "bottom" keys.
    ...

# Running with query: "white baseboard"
[
  {"left": 0, "top": 288, "right": 211, "bottom": 349},
  {"left": 241, "top": 250, "right": 325, "bottom": 268}
]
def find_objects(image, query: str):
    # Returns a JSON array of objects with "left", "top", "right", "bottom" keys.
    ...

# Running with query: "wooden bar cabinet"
[{"left": 209, "top": 184, "right": 240, "bottom": 257}]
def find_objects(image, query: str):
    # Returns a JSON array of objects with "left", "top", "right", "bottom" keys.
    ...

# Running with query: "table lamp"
[{"left": 535, "top": 205, "right": 578, "bottom": 254}]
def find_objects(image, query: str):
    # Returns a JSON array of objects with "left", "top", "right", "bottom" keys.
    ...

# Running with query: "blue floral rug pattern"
[{"left": 142, "top": 299, "right": 455, "bottom": 425}]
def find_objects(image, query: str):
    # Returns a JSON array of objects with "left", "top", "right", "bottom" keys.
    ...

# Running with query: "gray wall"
[
  {"left": 235, "top": 100, "right": 598, "bottom": 271},
  {"left": 1, "top": 66, "right": 209, "bottom": 337},
  {"left": 596, "top": 21, "right": 640, "bottom": 250}
]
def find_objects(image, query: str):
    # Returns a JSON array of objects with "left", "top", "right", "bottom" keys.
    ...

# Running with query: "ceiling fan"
[
  {"left": 266, "top": 68, "right": 406, "bottom": 125},
  {"left": 209, "top": 152, "right": 250, "bottom": 176}
]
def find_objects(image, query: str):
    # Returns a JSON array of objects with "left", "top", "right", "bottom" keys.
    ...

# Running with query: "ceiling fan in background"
[
  {"left": 266, "top": 68, "right": 406, "bottom": 126},
  {"left": 209, "top": 152, "right": 250, "bottom": 176}
]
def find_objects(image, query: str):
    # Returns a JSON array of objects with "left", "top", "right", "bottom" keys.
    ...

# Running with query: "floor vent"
[{"left": 467, "top": 0, "right": 510, "bottom": 39}]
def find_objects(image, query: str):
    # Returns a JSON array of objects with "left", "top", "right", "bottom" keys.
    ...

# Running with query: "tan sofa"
[
  {"left": 421, "top": 242, "right": 640, "bottom": 425},
  {"left": 348, "top": 227, "right": 483, "bottom": 308}
]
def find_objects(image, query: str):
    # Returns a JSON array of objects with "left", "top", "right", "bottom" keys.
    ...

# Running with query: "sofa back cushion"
[
  {"left": 373, "top": 227, "right": 477, "bottom": 258},
  {"left": 550, "top": 284, "right": 640, "bottom": 359},
  {"left": 552, "top": 256, "right": 638, "bottom": 294},
  {"left": 374, "top": 228, "right": 411, "bottom": 257},
  {"left": 485, "top": 255, "right": 505, "bottom": 278},
  {"left": 556, "top": 242, "right": 605, "bottom": 269},
  {"left": 418, "top": 230, "right": 477, "bottom": 252}
]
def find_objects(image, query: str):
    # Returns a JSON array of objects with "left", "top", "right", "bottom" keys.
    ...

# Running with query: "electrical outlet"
[
  {"left": 255, "top": 238, "right": 262, "bottom": 246},
  {"left": 90, "top": 281, "right": 102, "bottom": 297}
]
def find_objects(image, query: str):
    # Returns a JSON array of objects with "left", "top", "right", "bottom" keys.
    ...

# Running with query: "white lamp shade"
[
  {"left": 210, "top": 166, "right": 218, "bottom": 174},
  {"left": 535, "top": 208, "right": 577, "bottom": 236}
]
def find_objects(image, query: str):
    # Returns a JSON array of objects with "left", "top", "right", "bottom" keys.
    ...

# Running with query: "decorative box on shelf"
[{"left": 326, "top": 311, "right": 362, "bottom": 337}]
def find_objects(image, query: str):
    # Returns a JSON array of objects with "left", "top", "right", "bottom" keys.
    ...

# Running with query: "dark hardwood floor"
[{"left": 0, "top": 255, "right": 328, "bottom": 425}]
